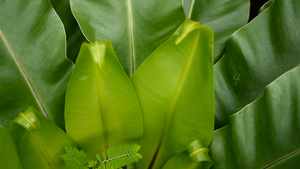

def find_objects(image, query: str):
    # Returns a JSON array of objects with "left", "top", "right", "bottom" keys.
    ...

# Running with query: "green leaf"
[
  {"left": 210, "top": 66, "right": 300, "bottom": 169},
  {"left": 214, "top": 0, "right": 300, "bottom": 128},
  {"left": 61, "top": 147, "right": 89, "bottom": 169},
  {"left": 131, "top": 19, "right": 214, "bottom": 169},
  {"left": 65, "top": 41, "right": 143, "bottom": 156},
  {"left": 183, "top": 0, "right": 250, "bottom": 62},
  {"left": 0, "top": 0, "right": 73, "bottom": 128},
  {"left": 70, "top": 0, "right": 185, "bottom": 76},
  {"left": 9, "top": 107, "right": 76, "bottom": 169},
  {"left": 50, "top": 0, "right": 87, "bottom": 62},
  {"left": 0, "top": 127, "right": 22, "bottom": 169}
]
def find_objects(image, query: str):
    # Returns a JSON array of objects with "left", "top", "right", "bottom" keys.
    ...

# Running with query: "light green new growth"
[{"left": 62, "top": 144, "right": 143, "bottom": 169}]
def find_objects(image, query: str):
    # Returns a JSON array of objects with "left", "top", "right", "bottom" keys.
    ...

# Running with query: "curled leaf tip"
[
  {"left": 187, "top": 140, "right": 212, "bottom": 168},
  {"left": 88, "top": 41, "right": 107, "bottom": 72},
  {"left": 175, "top": 19, "right": 200, "bottom": 45},
  {"left": 13, "top": 107, "right": 41, "bottom": 132}
]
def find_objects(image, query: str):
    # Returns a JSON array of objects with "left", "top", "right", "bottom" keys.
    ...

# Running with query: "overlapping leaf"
[
  {"left": 131, "top": 19, "right": 214, "bottom": 169},
  {"left": 50, "top": 0, "right": 87, "bottom": 62},
  {"left": 0, "top": 0, "right": 73, "bottom": 128},
  {"left": 9, "top": 107, "right": 76, "bottom": 169},
  {"left": 210, "top": 66, "right": 300, "bottom": 169},
  {"left": 70, "top": 0, "right": 185, "bottom": 76},
  {"left": 214, "top": 0, "right": 300, "bottom": 128},
  {"left": 65, "top": 41, "right": 143, "bottom": 156},
  {"left": 183, "top": 0, "right": 250, "bottom": 62}
]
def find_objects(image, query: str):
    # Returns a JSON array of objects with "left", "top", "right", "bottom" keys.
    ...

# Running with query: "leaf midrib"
[
  {"left": 263, "top": 149, "right": 300, "bottom": 168},
  {"left": 0, "top": 29, "right": 49, "bottom": 120},
  {"left": 127, "top": 0, "right": 135, "bottom": 76},
  {"left": 163, "top": 29, "right": 200, "bottom": 140},
  {"left": 29, "top": 132, "right": 58, "bottom": 168},
  {"left": 91, "top": 43, "right": 109, "bottom": 150},
  {"left": 66, "top": 152, "right": 86, "bottom": 168},
  {"left": 187, "top": 0, "right": 196, "bottom": 19}
]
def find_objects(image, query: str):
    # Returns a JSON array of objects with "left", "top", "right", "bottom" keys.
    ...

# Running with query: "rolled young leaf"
[
  {"left": 0, "top": 0, "right": 73, "bottom": 128},
  {"left": 162, "top": 140, "right": 212, "bottom": 169},
  {"left": 9, "top": 107, "right": 76, "bottom": 169},
  {"left": 214, "top": 0, "right": 300, "bottom": 128},
  {"left": 70, "top": 0, "right": 185, "bottom": 76},
  {"left": 131, "top": 19, "right": 214, "bottom": 169},
  {"left": 210, "top": 66, "right": 300, "bottom": 169},
  {"left": 65, "top": 41, "right": 143, "bottom": 157},
  {"left": 183, "top": 0, "right": 250, "bottom": 62},
  {"left": 0, "top": 127, "right": 22, "bottom": 169}
]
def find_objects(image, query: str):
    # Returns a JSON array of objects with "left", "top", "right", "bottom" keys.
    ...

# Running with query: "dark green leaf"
[
  {"left": 70, "top": 0, "right": 185, "bottom": 76},
  {"left": 183, "top": 0, "right": 250, "bottom": 62},
  {"left": 214, "top": 0, "right": 300, "bottom": 128},
  {"left": 0, "top": 0, "right": 73, "bottom": 128},
  {"left": 50, "top": 0, "right": 87, "bottom": 62},
  {"left": 210, "top": 67, "right": 300, "bottom": 169}
]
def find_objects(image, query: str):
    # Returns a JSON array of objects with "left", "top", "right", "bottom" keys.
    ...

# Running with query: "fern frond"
[
  {"left": 101, "top": 144, "right": 143, "bottom": 169},
  {"left": 61, "top": 146, "right": 90, "bottom": 169}
]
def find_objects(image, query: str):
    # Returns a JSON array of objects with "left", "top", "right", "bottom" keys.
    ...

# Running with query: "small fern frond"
[
  {"left": 102, "top": 144, "right": 143, "bottom": 168},
  {"left": 61, "top": 146, "right": 90, "bottom": 169}
]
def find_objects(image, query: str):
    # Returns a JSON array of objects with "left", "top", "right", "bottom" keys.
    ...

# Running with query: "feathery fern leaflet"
[{"left": 62, "top": 144, "right": 143, "bottom": 169}]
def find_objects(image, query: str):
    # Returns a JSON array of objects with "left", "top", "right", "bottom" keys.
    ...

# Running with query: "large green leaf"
[
  {"left": 0, "top": 0, "right": 73, "bottom": 128},
  {"left": 214, "top": 0, "right": 300, "bottom": 128},
  {"left": 65, "top": 41, "right": 143, "bottom": 157},
  {"left": 183, "top": 0, "right": 250, "bottom": 62},
  {"left": 131, "top": 19, "right": 214, "bottom": 169},
  {"left": 50, "top": 0, "right": 87, "bottom": 62},
  {"left": 210, "top": 66, "right": 300, "bottom": 169},
  {"left": 70, "top": 0, "right": 185, "bottom": 76},
  {"left": 9, "top": 107, "right": 76, "bottom": 169},
  {"left": 0, "top": 128, "right": 22, "bottom": 169}
]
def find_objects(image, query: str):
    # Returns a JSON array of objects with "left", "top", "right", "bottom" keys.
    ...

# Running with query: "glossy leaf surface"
[
  {"left": 210, "top": 67, "right": 300, "bottom": 169},
  {"left": 65, "top": 41, "right": 143, "bottom": 156},
  {"left": 70, "top": 0, "right": 185, "bottom": 76},
  {"left": 131, "top": 19, "right": 214, "bottom": 169},
  {"left": 183, "top": 0, "right": 250, "bottom": 62},
  {"left": 214, "top": 0, "right": 300, "bottom": 128},
  {"left": 10, "top": 107, "right": 76, "bottom": 169},
  {"left": 0, "top": 0, "right": 73, "bottom": 128},
  {"left": 50, "top": 0, "right": 87, "bottom": 62},
  {"left": 0, "top": 127, "right": 22, "bottom": 169}
]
